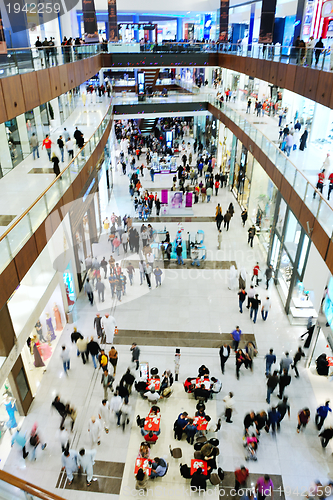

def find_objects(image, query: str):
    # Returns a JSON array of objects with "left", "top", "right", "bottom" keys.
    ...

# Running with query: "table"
[
  {"left": 193, "top": 416, "right": 208, "bottom": 431},
  {"left": 194, "top": 377, "right": 210, "bottom": 390},
  {"left": 134, "top": 458, "right": 152, "bottom": 476},
  {"left": 190, "top": 459, "right": 207, "bottom": 475},
  {"left": 144, "top": 416, "right": 161, "bottom": 432},
  {"left": 147, "top": 378, "right": 161, "bottom": 391}
]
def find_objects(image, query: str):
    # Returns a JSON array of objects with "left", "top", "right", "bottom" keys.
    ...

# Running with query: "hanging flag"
[{"left": 108, "top": 0, "right": 118, "bottom": 41}]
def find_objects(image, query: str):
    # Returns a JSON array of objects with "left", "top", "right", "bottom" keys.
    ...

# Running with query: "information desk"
[
  {"left": 190, "top": 459, "right": 208, "bottom": 475},
  {"left": 134, "top": 458, "right": 152, "bottom": 476}
]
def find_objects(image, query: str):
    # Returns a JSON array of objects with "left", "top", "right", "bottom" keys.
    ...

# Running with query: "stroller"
[{"left": 244, "top": 434, "right": 258, "bottom": 461}]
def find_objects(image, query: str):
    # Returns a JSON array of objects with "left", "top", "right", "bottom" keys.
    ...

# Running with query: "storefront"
[{"left": 231, "top": 142, "right": 253, "bottom": 208}]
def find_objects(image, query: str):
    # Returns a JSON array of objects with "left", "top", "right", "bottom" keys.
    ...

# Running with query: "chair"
[
  {"left": 194, "top": 451, "right": 202, "bottom": 459},
  {"left": 169, "top": 445, "right": 182, "bottom": 459}
]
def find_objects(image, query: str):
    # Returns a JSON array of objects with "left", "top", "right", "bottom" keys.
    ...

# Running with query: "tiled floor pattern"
[{"left": 56, "top": 461, "right": 124, "bottom": 494}]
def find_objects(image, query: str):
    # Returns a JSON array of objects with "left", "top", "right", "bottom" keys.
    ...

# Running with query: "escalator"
[{"left": 138, "top": 118, "right": 157, "bottom": 136}]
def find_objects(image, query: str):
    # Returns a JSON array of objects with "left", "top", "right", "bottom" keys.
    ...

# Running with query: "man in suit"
[
  {"left": 101, "top": 370, "right": 114, "bottom": 400},
  {"left": 219, "top": 344, "right": 231, "bottom": 374}
]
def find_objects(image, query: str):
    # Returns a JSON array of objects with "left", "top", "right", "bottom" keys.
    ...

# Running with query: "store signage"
[
  {"left": 82, "top": 0, "right": 99, "bottom": 42},
  {"left": 322, "top": 0, "right": 333, "bottom": 17},
  {"left": 108, "top": 0, "right": 118, "bottom": 41},
  {"left": 83, "top": 178, "right": 95, "bottom": 202},
  {"left": 259, "top": 0, "right": 277, "bottom": 43},
  {"left": 219, "top": 0, "right": 229, "bottom": 41},
  {"left": 118, "top": 23, "right": 155, "bottom": 31}
]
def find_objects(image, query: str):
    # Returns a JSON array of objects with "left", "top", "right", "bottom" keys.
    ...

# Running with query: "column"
[
  {"left": 16, "top": 113, "right": 30, "bottom": 158},
  {"left": 133, "top": 14, "right": 139, "bottom": 42},
  {"left": 295, "top": 0, "right": 307, "bottom": 40},
  {"left": 50, "top": 98, "right": 61, "bottom": 131},
  {"left": 59, "top": 9, "right": 79, "bottom": 41},
  {"left": 248, "top": 3, "right": 255, "bottom": 52},
  {"left": 0, "top": 123, "right": 13, "bottom": 174},
  {"left": 177, "top": 18, "right": 183, "bottom": 41},
  {"left": 34, "top": 107, "right": 44, "bottom": 143}
]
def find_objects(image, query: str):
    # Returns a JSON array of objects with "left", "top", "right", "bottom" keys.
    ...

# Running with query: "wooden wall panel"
[
  {"left": 280, "top": 177, "right": 292, "bottom": 205},
  {"left": 15, "top": 235, "right": 38, "bottom": 281},
  {"left": 72, "top": 175, "right": 83, "bottom": 200},
  {"left": 34, "top": 223, "right": 47, "bottom": 254},
  {"left": 249, "top": 58, "right": 258, "bottom": 78},
  {"left": 298, "top": 204, "right": 315, "bottom": 237},
  {"left": 20, "top": 72, "right": 40, "bottom": 111},
  {"left": 48, "top": 66, "right": 61, "bottom": 99},
  {"left": 288, "top": 190, "right": 303, "bottom": 220},
  {"left": 312, "top": 219, "right": 330, "bottom": 260},
  {"left": 238, "top": 58, "right": 246, "bottom": 76},
  {"left": 83, "top": 58, "right": 90, "bottom": 80},
  {"left": 0, "top": 260, "right": 19, "bottom": 309},
  {"left": 276, "top": 63, "right": 287, "bottom": 88},
  {"left": 293, "top": 66, "right": 307, "bottom": 97},
  {"left": 269, "top": 61, "right": 279, "bottom": 85},
  {"left": 315, "top": 71, "right": 333, "bottom": 108},
  {"left": 36, "top": 69, "right": 51, "bottom": 105},
  {"left": 11, "top": 356, "right": 33, "bottom": 415},
  {"left": 325, "top": 242, "right": 333, "bottom": 272},
  {"left": 261, "top": 60, "right": 272, "bottom": 84},
  {"left": 255, "top": 59, "right": 265, "bottom": 81},
  {"left": 66, "top": 62, "right": 76, "bottom": 89},
  {"left": 303, "top": 69, "right": 319, "bottom": 101},
  {"left": 58, "top": 64, "right": 69, "bottom": 93},
  {"left": 284, "top": 64, "right": 297, "bottom": 92},
  {"left": 0, "top": 81, "right": 8, "bottom": 124},
  {"left": 0, "top": 304, "right": 15, "bottom": 356},
  {"left": 1, "top": 75, "right": 26, "bottom": 120},
  {"left": 74, "top": 60, "right": 83, "bottom": 87}
]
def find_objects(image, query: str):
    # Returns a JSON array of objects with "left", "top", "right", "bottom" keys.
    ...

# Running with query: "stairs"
[
  {"left": 139, "top": 118, "right": 157, "bottom": 135},
  {"left": 143, "top": 68, "right": 159, "bottom": 90}
]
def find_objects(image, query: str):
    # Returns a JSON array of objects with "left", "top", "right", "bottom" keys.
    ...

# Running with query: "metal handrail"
[
  {"left": 0, "top": 469, "right": 65, "bottom": 500},
  {"left": 0, "top": 99, "right": 113, "bottom": 243}
]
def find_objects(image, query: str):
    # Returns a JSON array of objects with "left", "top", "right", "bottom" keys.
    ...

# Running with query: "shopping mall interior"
[{"left": 1, "top": 0, "right": 333, "bottom": 498}]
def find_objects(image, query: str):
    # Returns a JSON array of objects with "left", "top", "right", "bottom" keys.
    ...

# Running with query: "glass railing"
[
  {"left": 106, "top": 40, "right": 333, "bottom": 72},
  {"left": 0, "top": 100, "right": 113, "bottom": 273},
  {"left": 0, "top": 469, "right": 65, "bottom": 499},
  {"left": 0, "top": 43, "right": 102, "bottom": 78},
  {"left": 113, "top": 88, "right": 333, "bottom": 240}
]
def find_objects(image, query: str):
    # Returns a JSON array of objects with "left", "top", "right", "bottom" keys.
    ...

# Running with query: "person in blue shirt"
[
  {"left": 185, "top": 418, "right": 198, "bottom": 444},
  {"left": 265, "top": 349, "right": 276, "bottom": 376},
  {"left": 266, "top": 407, "right": 281, "bottom": 435},
  {"left": 230, "top": 326, "right": 242, "bottom": 351},
  {"left": 315, "top": 401, "right": 331, "bottom": 430},
  {"left": 175, "top": 412, "right": 188, "bottom": 440},
  {"left": 150, "top": 457, "right": 167, "bottom": 478}
]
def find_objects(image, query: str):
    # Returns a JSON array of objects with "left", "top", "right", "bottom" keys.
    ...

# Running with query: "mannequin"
[
  {"left": 2, "top": 394, "right": 17, "bottom": 433},
  {"left": 65, "top": 285, "right": 75, "bottom": 306},
  {"left": 32, "top": 335, "right": 45, "bottom": 367},
  {"left": 53, "top": 303, "right": 63, "bottom": 331},
  {"left": 35, "top": 320, "right": 46, "bottom": 343},
  {"left": 46, "top": 313, "right": 56, "bottom": 342}
]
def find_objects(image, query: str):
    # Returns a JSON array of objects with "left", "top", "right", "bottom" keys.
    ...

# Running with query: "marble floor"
[{"left": 2, "top": 129, "right": 333, "bottom": 500}]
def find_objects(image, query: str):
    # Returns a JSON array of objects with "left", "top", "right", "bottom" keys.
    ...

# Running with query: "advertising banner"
[
  {"left": 219, "top": 0, "right": 229, "bottom": 41},
  {"left": 82, "top": 0, "right": 98, "bottom": 42},
  {"left": 259, "top": 0, "right": 277, "bottom": 43},
  {"left": 0, "top": 10, "right": 7, "bottom": 54},
  {"left": 108, "top": 0, "right": 118, "bottom": 41}
]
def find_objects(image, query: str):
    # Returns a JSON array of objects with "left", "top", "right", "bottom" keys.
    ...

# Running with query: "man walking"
[
  {"left": 176, "top": 242, "right": 184, "bottom": 265},
  {"left": 60, "top": 345, "right": 70, "bottom": 375},
  {"left": 78, "top": 448, "right": 96, "bottom": 487},
  {"left": 266, "top": 370, "right": 279, "bottom": 404},
  {"left": 30, "top": 133, "right": 39, "bottom": 160},
  {"left": 291, "top": 347, "right": 305, "bottom": 377},
  {"left": 279, "top": 352, "right": 293, "bottom": 374},
  {"left": 219, "top": 344, "right": 231, "bottom": 374},
  {"left": 101, "top": 369, "right": 114, "bottom": 400},
  {"left": 42, "top": 134, "right": 52, "bottom": 161},
  {"left": 255, "top": 475, "right": 274, "bottom": 500},
  {"left": 96, "top": 278, "right": 105, "bottom": 303},
  {"left": 61, "top": 449, "right": 78, "bottom": 485},
  {"left": 315, "top": 401, "right": 331, "bottom": 430},
  {"left": 231, "top": 326, "right": 242, "bottom": 351},
  {"left": 57, "top": 135, "right": 65, "bottom": 162},
  {"left": 153, "top": 266, "right": 163, "bottom": 287},
  {"left": 238, "top": 288, "right": 247, "bottom": 313},
  {"left": 265, "top": 349, "right": 276, "bottom": 376},
  {"left": 84, "top": 278, "right": 93, "bottom": 305},
  {"left": 261, "top": 297, "right": 271, "bottom": 321},
  {"left": 131, "top": 343, "right": 140, "bottom": 369},
  {"left": 277, "top": 368, "right": 291, "bottom": 399},
  {"left": 248, "top": 225, "right": 256, "bottom": 247},
  {"left": 265, "top": 265, "right": 273, "bottom": 290},
  {"left": 252, "top": 262, "right": 260, "bottom": 286},
  {"left": 250, "top": 294, "right": 261, "bottom": 324}
]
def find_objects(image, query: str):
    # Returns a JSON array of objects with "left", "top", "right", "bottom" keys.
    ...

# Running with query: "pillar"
[
  {"left": 59, "top": 9, "right": 79, "bottom": 42},
  {"left": 294, "top": 0, "right": 307, "bottom": 40},
  {"left": 1, "top": 2, "right": 30, "bottom": 48},
  {"left": 177, "top": 18, "right": 182, "bottom": 41},
  {"left": 133, "top": 14, "right": 139, "bottom": 42},
  {"left": 248, "top": 3, "right": 255, "bottom": 52},
  {"left": 0, "top": 123, "right": 13, "bottom": 174},
  {"left": 16, "top": 114, "right": 30, "bottom": 157}
]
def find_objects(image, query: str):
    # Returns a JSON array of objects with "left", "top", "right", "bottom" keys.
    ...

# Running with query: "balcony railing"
[
  {"left": 0, "top": 100, "right": 113, "bottom": 273},
  {"left": 0, "top": 469, "right": 65, "bottom": 499}
]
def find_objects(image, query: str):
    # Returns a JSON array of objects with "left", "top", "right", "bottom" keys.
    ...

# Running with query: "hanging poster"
[
  {"left": 220, "top": 0, "right": 229, "bottom": 41},
  {"left": 82, "top": 0, "right": 99, "bottom": 43},
  {"left": 0, "top": 10, "right": 6, "bottom": 54},
  {"left": 108, "top": 0, "right": 118, "bottom": 41},
  {"left": 259, "top": 0, "right": 277, "bottom": 43}
]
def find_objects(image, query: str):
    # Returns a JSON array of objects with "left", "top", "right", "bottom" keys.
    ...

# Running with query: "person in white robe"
[
  {"left": 61, "top": 449, "right": 78, "bottom": 484},
  {"left": 78, "top": 448, "right": 96, "bottom": 486}
]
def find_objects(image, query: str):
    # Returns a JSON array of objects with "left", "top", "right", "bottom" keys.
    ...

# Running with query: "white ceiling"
[{"left": 92, "top": 0, "right": 220, "bottom": 14}]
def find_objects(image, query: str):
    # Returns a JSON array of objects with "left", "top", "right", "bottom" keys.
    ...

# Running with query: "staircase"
[
  {"left": 143, "top": 68, "right": 159, "bottom": 91},
  {"left": 139, "top": 118, "right": 157, "bottom": 136}
]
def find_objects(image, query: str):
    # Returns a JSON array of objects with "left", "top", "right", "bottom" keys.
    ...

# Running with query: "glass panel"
[
  {"left": 284, "top": 211, "right": 301, "bottom": 261},
  {"left": 297, "top": 235, "right": 309, "bottom": 275},
  {"left": 318, "top": 200, "right": 333, "bottom": 237},
  {"left": 7, "top": 217, "right": 32, "bottom": 257},
  {"left": 276, "top": 198, "right": 287, "bottom": 234},
  {"left": 45, "top": 183, "right": 61, "bottom": 212},
  {"left": 276, "top": 152, "right": 286, "bottom": 174},
  {"left": 0, "top": 238, "right": 12, "bottom": 273},
  {"left": 29, "top": 197, "right": 48, "bottom": 232},
  {"left": 262, "top": 138, "right": 270, "bottom": 156},
  {"left": 284, "top": 162, "right": 296, "bottom": 185},
  {"left": 268, "top": 145, "right": 277, "bottom": 164},
  {"left": 249, "top": 127, "right": 257, "bottom": 142},
  {"left": 304, "top": 184, "right": 320, "bottom": 216},
  {"left": 294, "top": 171, "right": 307, "bottom": 200}
]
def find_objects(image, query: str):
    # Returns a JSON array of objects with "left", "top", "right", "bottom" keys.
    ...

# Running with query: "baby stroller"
[{"left": 244, "top": 434, "right": 258, "bottom": 461}]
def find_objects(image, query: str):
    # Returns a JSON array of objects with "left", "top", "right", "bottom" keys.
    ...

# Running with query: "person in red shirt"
[
  {"left": 141, "top": 430, "right": 159, "bottom": 442},
  {"left": 234, "top": 466, "right": 249, "bottom": 492},
  {"left": 215, "top": 180, "right": 220, "bottom": 196},
  {"left": 313, "top": 168, "right": 325, "bottom": 199},
  {"left": 42, "top": 135, "right": 52, "bottom": 161},
  {"left": 253, "top": 262, "right": 260, "bottom": 287},
  {"left": 328, "top": 172, "right": 333, "bottom": 201}
]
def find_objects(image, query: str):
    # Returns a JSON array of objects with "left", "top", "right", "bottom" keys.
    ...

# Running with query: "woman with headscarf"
[
  {"left": 160, "top": 370, "right": 173, "bottom": 394},
  {"left": 228, "top": 265, "right": 238, "bottom": 290},
  {"left": 239, "top": 268, "right": 247, "bottom": 289},
  {"left": 299, "top": 128, "right": 308, "bottom": 151}
]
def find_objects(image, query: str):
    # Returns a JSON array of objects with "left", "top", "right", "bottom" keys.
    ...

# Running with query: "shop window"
[
  {"left": 5, "top": 118, "right": 23, "bottom": 168},
  {"left": 39, "top": 104, "right": 50, "bottom": 137},
  {"left": 271, "top": 235, "right": 281, "bottom": 269},
  {"left": 284, "top": 211, "right": 301, "bottom": 262},
  {"left": 25, "top": 110, "right": 37, "bottom": 151},
  {"left": 16, "top": 368, "right": 29, "bottom": 401},
  {"left": 297, "top": 235, "right": 309, "bottom": 275},
  {"left": 276, "top": 198, "right": 287, "bottom": 235},
  {"left": 277, "top": 249, "right": 293, "bottom": 300}
]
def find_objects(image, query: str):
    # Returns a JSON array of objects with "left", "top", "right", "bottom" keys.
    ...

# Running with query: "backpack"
[{"left": 30, "top": 434, "right": 38, "bottom": 447}]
